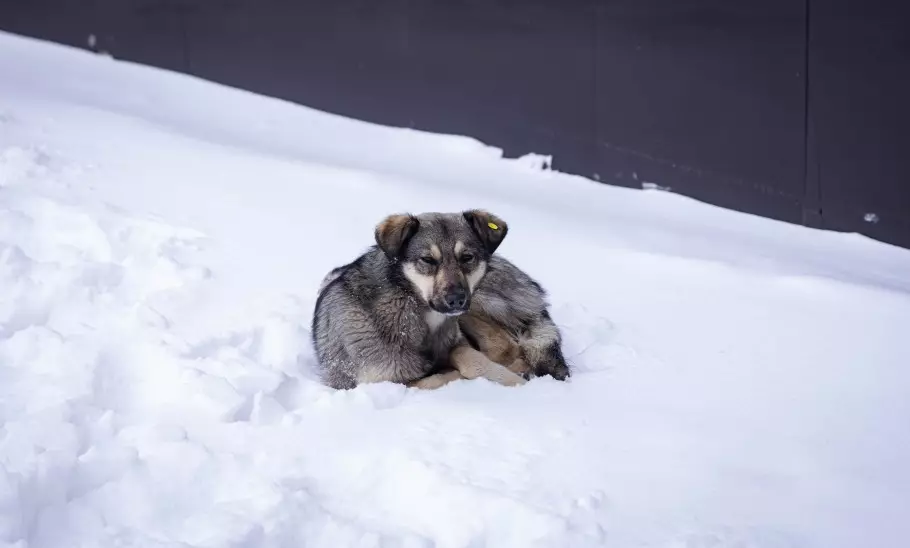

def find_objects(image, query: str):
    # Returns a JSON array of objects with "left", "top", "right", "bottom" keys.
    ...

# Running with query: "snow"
[{"left": 1, "top": 30, "right": 909, "bottom": 548}]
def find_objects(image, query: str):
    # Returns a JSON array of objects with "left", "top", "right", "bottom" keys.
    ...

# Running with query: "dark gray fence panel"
[
  {"left": 592, "top": 1, "right": 807, "bottom": 224},
  {"left": 808, "top": 0, "right": 910, "bottom": 246}
]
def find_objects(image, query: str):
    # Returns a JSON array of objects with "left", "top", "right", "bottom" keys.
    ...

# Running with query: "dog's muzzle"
[{"left": 436, "top": 286, "right": 469, "bottom": 315}]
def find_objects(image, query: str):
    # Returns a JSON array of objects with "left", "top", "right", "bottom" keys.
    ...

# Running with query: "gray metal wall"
[{"left": 2, "top": 0, "right": 908, "bottom": 248}]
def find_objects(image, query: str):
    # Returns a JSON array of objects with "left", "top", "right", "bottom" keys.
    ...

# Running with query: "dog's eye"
[
  {"left": 460, "top": 254, "right": 475, "bottom": 264},
  {"left": 419, "top": 256, "right": 438, "bottom": 266}
]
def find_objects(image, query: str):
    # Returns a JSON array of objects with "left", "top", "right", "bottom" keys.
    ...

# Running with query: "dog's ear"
[
  {"left": 375, "top": 214, "right": 419, "bottom": 259},
  {"left": 463, "top": 209, "right": 508, "bottom": 254}
]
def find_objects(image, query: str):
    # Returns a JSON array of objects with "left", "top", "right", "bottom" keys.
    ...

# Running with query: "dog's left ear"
[
  {"left": 463, "top": 209, "right": 508, "bottom": 254},
  {"left": 375, "top": 213, "right": 419, "bottom": 259}
]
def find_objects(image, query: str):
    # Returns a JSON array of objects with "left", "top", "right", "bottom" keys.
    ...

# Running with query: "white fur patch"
[
  {"left": 466, "top": 261, "right": 487, "bottom": 292},
  {"left": 424, "top": 310, "right": 448, "bottom": 332},
  {"left": 403, "top": 263, "right": 433, "bottom": 302}
]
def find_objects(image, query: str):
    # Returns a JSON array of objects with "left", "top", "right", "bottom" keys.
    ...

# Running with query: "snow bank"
[{"left": 1, "top": 31, "right": 909, "bottom": 548}]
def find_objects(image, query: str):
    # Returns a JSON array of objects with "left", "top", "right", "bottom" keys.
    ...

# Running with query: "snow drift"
[{"left": 1, "top": 31, "right": 909, "bottom": 548}]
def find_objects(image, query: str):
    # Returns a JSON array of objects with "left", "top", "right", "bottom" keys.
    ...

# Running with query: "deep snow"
[{"left": 1, "top": 31, "right": 909, "bottom": 548}]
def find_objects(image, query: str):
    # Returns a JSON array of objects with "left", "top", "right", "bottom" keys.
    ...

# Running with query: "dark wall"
[
  {"left": 807, "top": 0, "right": 910, "bottom": 246},
  {"left": 2, "top": 0, "right": 908, "bottom": 249}
]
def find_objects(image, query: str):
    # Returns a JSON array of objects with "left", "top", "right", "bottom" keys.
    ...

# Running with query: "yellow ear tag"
[{"left": 488, "top": 222, "right": 499, "bottom": 230}]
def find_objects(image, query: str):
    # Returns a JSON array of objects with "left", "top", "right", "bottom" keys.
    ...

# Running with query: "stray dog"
[{"left": 311, "top": 209, "right": 570, "bottom": 389}]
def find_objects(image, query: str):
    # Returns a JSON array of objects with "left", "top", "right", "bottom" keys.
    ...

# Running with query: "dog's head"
[{"left": 375, "top": 209, "right": 508, "bottom": 315}]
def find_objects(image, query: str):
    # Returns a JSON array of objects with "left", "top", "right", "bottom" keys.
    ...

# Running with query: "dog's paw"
[
  {"left": 408, "top": 370, "right": 463, "bottom": 390},
  {"left": 507, "top": 358, "right": 532, "bottom": 380},
  {"left": 499, "top": 373, "right": 529, "bottom": 387}
]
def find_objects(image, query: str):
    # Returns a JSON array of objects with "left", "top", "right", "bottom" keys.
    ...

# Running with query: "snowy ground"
[{"left": 1, "top": 31, "right": 909, "bottom": 548}]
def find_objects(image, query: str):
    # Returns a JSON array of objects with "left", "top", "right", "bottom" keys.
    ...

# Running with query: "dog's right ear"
[{"left": 375, "top": 214, "right": 419, "bottom": 259}]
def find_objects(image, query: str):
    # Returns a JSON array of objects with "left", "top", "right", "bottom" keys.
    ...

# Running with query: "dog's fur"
[{"left": 311, "top": 209, "right": 569, "bottom": 389}]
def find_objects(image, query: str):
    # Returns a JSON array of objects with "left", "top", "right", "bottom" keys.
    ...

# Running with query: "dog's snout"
[{"left": 443, "top": 286, "right": 468, "bottom": 311}]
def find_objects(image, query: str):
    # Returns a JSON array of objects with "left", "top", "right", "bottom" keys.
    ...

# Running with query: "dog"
[{"left": 311, "top": 209, "right": 570, "bottom": 390}]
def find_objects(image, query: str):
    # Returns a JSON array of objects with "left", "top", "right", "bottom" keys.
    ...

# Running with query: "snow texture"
[{"left": 1, "top": 31, "right": 910, "bottom": 548}]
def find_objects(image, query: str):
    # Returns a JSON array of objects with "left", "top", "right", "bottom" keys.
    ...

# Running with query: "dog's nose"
[{"left": 443, "top": 287, "right": 468, "bottom": 310}]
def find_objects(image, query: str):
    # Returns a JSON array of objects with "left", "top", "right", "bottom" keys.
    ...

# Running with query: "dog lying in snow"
[{"left": 311, "top": 209, "right": 570, "bottom": 390}]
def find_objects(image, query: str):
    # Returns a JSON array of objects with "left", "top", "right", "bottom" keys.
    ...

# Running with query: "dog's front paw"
[
  {"left": 507, "top": 358, "right": 532, "bottom": 380},
  {"left": 499, "top": 372, "right": 529, "bottom": 387},
  {"left": 408, "top": 370, "right": 463, "bottom": 390}
]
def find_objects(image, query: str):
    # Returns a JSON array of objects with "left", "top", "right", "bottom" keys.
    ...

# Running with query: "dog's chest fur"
[
  {"left": 372, "top": 288, "right": 459, "bottom": 367},
  {"left": 419, "top": 310, "right": 460, "bottom": 366},
  {"left": 424, "top": 310, "right": 448, "bottom": 333}
]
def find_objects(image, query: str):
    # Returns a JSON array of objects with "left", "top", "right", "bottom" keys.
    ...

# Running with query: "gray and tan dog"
[{"left": 311, "top": 209, "right": 570, "bottom": 390}]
